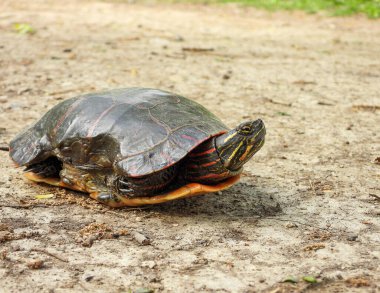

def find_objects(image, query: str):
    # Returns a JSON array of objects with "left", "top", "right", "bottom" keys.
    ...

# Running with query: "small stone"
[
  {"left": 347, "top": 235, "right": 358, "bottom": 241},
  {"left": 174, "top": 35, "right": 184, "bottom": 42},
  {"left": 131, "top": 231, "right": 151, "bottom": 245},
  {"left": 11, "top": 244, "right": 21, "bottom": 251},
  {"left": 27, "top": 259, "right": 44, "bottom": 269},
  {"left": 141, "top": 261, "right": 156, "bottom": 269},
  {"left": 285, "top": 222, "right": 298, "bottom": 228},
  {"left": 84, "top": 275, "right": 94, "bottom": 282}
]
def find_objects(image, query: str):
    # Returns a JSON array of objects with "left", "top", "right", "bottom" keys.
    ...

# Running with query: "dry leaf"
[{"left": 35, "top": 194, "right": 55, "bottom": 199}]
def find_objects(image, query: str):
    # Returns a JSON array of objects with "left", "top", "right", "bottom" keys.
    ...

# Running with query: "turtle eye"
[
  {"left": 241, "top": 125, "right": 251, "bottom": 132},
  {"left": 238, "top": 123, "right": 254, "bottom": 136}
]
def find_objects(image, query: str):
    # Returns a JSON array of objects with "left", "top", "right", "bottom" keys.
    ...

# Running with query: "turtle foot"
[{"left": 91, "top": 175, "right": 241, "bottom": 207}]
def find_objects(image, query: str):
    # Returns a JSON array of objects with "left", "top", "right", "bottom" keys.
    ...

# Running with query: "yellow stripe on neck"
[
  {"left": 226, "top": 141, "right": 243, "bottom": 164},
  {"left": 223, "top": 131, "right": 237, "bottom": 143}
]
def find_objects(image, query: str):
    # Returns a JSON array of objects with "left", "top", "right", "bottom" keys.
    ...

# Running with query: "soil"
[{"left": 0, "top": 0, "right": 379, "bottom": 292}]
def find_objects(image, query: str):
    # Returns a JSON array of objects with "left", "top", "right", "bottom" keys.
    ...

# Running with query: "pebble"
[
  {"left": 285, "top": 222, "right": 298, "bottom": 228},
  {"left": 27, "top": 259, "right": 44, "bottom": 270},
  {"left": 141, "top": 260, "right": 156, "bottom": 269},
  {"left": 347, "top": 235, "right": 358, "bottom": 241},
  {"left": 84, "top": 275, "right": 94, "bottom": 282}
]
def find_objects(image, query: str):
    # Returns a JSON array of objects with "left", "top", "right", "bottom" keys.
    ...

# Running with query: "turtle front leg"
[
  {"left": 115, "top": 165, "right": 178, "bottom": 197},
  {"left": 90, "top": 165, "right": 179, "bottom": 208},
  {"left": 88, "top": 179, "right": 136, "bottom": 207}
]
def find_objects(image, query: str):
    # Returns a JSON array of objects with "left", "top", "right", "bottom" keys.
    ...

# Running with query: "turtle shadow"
[{"left": 146, "top": 182, "right": 282, "bottom": 219}]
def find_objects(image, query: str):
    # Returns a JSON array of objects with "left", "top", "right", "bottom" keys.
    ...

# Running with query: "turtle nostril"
[
  {"left": 255, "top": 119, "right": 263, "bottom": 125},
  {"left": 252, "top": 119, "right": 264, "bottom": 129}
]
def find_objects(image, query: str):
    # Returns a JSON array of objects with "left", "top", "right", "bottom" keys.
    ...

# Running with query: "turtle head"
[{"left": 215, "top": 119, "right": 265, "bottom": 171}]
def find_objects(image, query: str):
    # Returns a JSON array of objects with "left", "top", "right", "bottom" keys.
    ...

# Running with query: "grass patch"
[
  {"left": 110, "top": 0, "right": 380, "bottom": 18},
  {"left": 217, "top": 0, "right": 380, "bottom": 18}
]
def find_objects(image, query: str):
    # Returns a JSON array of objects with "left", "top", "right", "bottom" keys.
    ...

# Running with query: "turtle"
[{"left": 9, "top": 88, "right": 265, "bottom": 207}]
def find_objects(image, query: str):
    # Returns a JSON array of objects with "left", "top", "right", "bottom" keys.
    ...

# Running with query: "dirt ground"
[{"left": 0, "top": 0, "right": 379, "bottom": 292}]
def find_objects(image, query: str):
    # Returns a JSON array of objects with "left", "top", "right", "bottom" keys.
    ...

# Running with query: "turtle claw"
[
  {"left": 97, "top": 193, "right": 115, "bottom": 201},
  {"left": 117, "top": 178, "right": 134, "bottom": 194},
  {"left": 91, "top": 192, "right": 123, "bottom": 207},
  {"left": 119, "top": 187, "right": 133, "bottom": 194},
  {"left": 118, "top": 178, "right": 129, "bottom": 186}
]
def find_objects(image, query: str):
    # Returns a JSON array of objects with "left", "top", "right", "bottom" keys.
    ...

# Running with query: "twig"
[
  {"left": 131, "top": 231, "right": 151, "bottom": 245},
  {"left": 30, "top": 248, "right": 68, "bottom": 263},
  {"left": 317, "top": 101, "right": 335, "bottom": 106},
  {"left": 292, "top": 80, "right": 316, "bottom": 85},
  {"left": 369, "top": 193, "right": 380, "bottom": 201},
  {"left": 0, "top": 204, "right": 51, "bottom": 209},
  {"left": 266, "top": 98, "right": 292, "bottom": 107},
  {"left": 182, "top": 47, "right": 214, "bottom": 53},
  {"left": 352, "top": 105, "right": 380, "bottom": 111}
]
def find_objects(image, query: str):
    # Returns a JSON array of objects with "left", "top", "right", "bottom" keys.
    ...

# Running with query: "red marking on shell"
[
  {"left": 53, "top": 98, "right": 84, "bottom": 135},
  {"left": 189, "top": 147, "right": 216, "bottom": 158},
  {"left": 86, "top": 103, "right": 118, "bottom": 137},
  {"left": 181, "top": 134, "right": 198, "bottom": 143}
]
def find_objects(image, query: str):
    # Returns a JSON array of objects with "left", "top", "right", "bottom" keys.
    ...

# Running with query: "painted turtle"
[{"left": 9, "top": 88, "right": 265, "bottom": 207}]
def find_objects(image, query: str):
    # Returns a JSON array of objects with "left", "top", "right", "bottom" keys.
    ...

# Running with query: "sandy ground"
[{"left": 0, "top": 0, "right": 379, "bottom": 292}]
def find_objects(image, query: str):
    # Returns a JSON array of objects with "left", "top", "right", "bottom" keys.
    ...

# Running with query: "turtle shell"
[{"left": 10, "top": 88, "right": 228, "bottom": 177}]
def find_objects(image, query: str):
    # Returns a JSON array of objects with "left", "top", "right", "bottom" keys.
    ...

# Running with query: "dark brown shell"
[{"left": 10, "top": 88, "right": 228, "bottom": 177}]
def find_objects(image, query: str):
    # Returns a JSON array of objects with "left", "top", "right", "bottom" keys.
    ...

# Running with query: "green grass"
[{"left": 216, "top": 0, "right": 380, "bottom": 18}]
